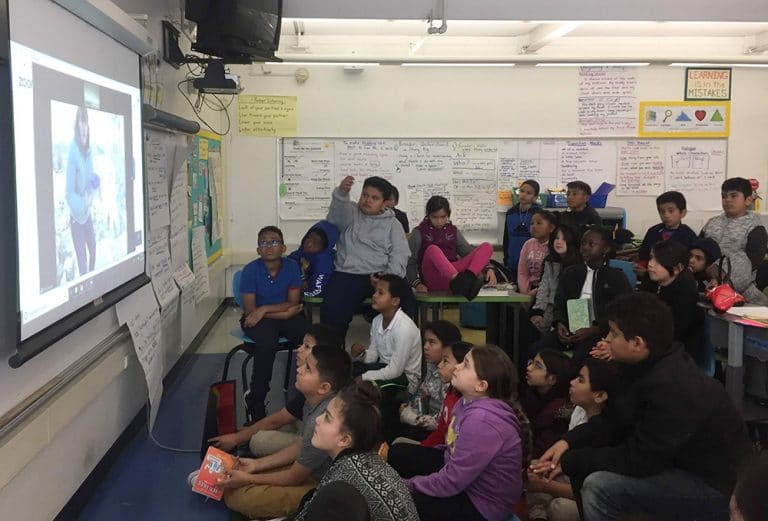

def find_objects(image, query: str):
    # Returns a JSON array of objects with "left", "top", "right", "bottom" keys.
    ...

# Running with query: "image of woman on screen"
[{"left": 66, "top": 106, "right": 99, "bottom": 276}]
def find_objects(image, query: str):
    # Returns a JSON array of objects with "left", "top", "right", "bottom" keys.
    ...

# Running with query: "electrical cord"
[
  {"left": 145, "top": 400, "right": 198, "bottom": 453},
  {"left": 176, "top": 78, "right": 232, "bottom": 136}
]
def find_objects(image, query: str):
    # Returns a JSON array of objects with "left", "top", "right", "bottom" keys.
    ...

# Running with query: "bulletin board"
[{"left": 188, "top": 130, "right": 223, "bottom": 264}]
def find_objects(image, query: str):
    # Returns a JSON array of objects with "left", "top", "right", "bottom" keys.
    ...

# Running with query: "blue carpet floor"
[{"left": 77, "top": 352, "right": 248, "bottom": 521}]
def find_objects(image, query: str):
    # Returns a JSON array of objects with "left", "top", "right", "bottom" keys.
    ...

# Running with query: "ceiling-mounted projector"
[{"left": 192, "top": 60, "right": 243, "bottom": 94}]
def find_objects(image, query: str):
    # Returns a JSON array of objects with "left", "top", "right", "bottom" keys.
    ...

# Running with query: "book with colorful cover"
[
  {"left": 192, "top": 446, "right": 235, "bottom": 500},
  {"left": 567, "top": 298, "right": 594, "bottom": 332}
]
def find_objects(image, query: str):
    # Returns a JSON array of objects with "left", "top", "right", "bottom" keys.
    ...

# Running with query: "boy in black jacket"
[
  {"left": 558, "top": 181, "right": 602, "bottom": 241},
  {"left": 533, "top": 292, "right": 751, "bottom": 521}
]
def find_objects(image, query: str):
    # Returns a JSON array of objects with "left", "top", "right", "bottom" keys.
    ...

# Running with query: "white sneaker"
[{"left": 187, "top": 470, "right": 199, "bottom": 489}]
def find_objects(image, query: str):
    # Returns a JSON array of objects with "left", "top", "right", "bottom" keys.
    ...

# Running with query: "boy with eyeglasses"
[{"left": 239, "top": 225, "right": 308, "bottom": 420}]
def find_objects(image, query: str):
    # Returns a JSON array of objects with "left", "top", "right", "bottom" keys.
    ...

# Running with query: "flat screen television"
[{"left": 185, "top": 0, "right": 282, "bottom": 62}]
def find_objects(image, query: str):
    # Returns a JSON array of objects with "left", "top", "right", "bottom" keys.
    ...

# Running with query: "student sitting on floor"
[
  {"left": 558, "top": 181, "right": 602, "bottom": 241},
  {"left": 320, "top": 175, "right": 412, "bottom": 337},
  {"left": 288, "top": 220, "right": 339, "bottom": 298},
  {"left": 351, "top": 274, "right": 421, "bottom": 442},
  {"left": 208, "top": 324, "right": 342, "bottom": 455},
  {"left": 419, "top": 341, "right": 473, "bottom": 448},
  {"left": 522, "top": 350, "right": 576, "bottom": 460},
  {"left": 526, "top": 357, "right": 620, "bottom": 521},
  {"left": 730, "top": 454, "right": 768, "bottom": 521},
  {"left": 294, "top": 382, "right": 420, "bottom": 521},
  {"left": 407, "top": 195, "right": 496, "bottom": 300},
  {"left": 701, "top": 176, "right": 768, "bottom": 305},
  {"left": 396, "top": 320, "right": 462, "bottom": 443},
  {"left": 633, "top": 191, "right": 697, "bottom": 288},
  {"left": 645, "top": 239, "right": 706, "bottom": 369},
  {"left": 688, "top": 238, "right": 722, "bottom": 293},
  {"left": 350, "top": 274, "right": 423, "bottom": 393},
  {"left": 504, "top": 179, "right": 542, "bottom": 281},
  {"left": 239, "top": 225, "right": 307, "bottom": 420},
  {"left": 518, "top": 210, "right": 558, "bottom": 296},
  {"left": 389, "top": 345, "right": 532, "bottom": 521},
  {"left": 528, "top": 227, "right": 632, "bottom": 363},
  {"left": 530, "top": 224, "right": 582, "bottom": 333},
  {"left": 218, "top": 345, "right": 352, "bottom": 520},
  {"left": 532, "top": 292, "right": 751, "bottom": 521},
  {"left": 385, "top": 182, "right": 410, "bottom": 235}
]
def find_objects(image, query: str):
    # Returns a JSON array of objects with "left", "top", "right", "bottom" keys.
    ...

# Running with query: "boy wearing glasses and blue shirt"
[{"left": 240, "top": 225, "right": 308, "bottom": 420}]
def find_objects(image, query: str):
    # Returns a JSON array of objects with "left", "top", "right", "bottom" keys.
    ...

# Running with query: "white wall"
[
  {"left": 0, "top": 2, "right": 230, "bottom": 520},
  {"left": 225, "top": 64, "right": 768, "bottom": 255}
]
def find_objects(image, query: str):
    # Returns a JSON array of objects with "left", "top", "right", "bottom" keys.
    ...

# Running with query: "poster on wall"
[
  {"left": 685, "top": 68, "right": 731, "bottom": 101},
  {"left": 577, "top": 66, "right": 638, "bottom": 136},
  {"left": 638, "top": 101, "right": 730, "bottom": 138}
]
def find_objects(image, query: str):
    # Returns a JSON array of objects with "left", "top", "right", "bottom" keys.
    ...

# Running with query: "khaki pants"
[
  {"left": 248, "top": 428, "right": 302, "bottom": 457},
  {"left": 224, "top": 466, "right": 316, "bottom": 519}
]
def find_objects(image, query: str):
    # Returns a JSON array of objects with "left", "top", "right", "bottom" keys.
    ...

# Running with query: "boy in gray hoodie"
[
  {"left": 320, "top": 176, "right": 413, "bottom": 336},
  {"left": 700, "top": 177, "right": 768, "bottom": 305}
]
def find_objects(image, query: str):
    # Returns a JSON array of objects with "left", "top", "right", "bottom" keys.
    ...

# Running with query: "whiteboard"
[{"left": 279, "top": 138, "right": 727, "bottom": 243}]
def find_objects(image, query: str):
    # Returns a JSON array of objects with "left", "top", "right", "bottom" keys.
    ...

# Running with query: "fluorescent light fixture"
[
  {"left": 547, "top": 22, "right": 582, "bottom": 39},
  {"left": 401, "top": 62, "right": 517, "bottom": 67},
  {"left": 276, "top": 61, "right": 380, "bottom": 66},
  {"left": 536, "top": 62, "right": 650, "bottom": 67},
  {"left": 669, "top": 62, "right": 768, "bottom": 68}
]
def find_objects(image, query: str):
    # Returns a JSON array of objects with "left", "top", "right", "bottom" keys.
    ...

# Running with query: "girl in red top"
[{"left": 421, "top": 341, "right": 473, "bottom": 448}]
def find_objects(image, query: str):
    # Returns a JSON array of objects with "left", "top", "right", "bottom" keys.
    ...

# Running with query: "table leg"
[
  {"left": 432, "top": 303, "right": 440, "bottom": 322},
  {"left": 499, "top": 303, "right": 508, "bottom": 357},
  {"left": 512, "top": 304, "right": 520, "bottom": 367},
  {"left": 726, "top": 321, "right": 744, "bottom": 411},
  {"left": 306, "top": 302, "right": 314, "bottom": 324}
]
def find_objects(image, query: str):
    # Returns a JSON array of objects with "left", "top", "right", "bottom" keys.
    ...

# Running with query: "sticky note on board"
[{"left": 497, "top": 190, "right": 513, "bottom": 206}]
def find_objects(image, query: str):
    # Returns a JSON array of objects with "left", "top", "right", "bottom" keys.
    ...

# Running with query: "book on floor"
[
  {"left": 567, "top": 298, "right": 594, "bottom": 332},
  {"left": 192, "top": 446, "right": 235, "bottom": 500}
]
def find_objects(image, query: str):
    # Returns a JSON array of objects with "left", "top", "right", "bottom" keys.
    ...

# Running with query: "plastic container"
[
  {"left": 589, "top": 182, "right": 615, "bottom": 208},
  {"left": 547, "top": 192, "right": 568, "bottom": 208},
  {"left": 589, "top": 194, "right": 608, "bottom": 208}
]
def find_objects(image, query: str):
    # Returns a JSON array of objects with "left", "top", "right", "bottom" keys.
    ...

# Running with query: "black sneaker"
[
  {"left": 464, "top": 272, "right": 485, "bottom": 301},
  {"left": 449, "top": 271, "right": 473, "bottom": 296}
]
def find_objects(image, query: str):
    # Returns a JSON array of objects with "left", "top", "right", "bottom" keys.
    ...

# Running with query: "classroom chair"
[
  {"left": 609, "top": 259, "right": 637, "bottom": 289},
  {"left": 228, "top": 270, "right": 294, "bottom": 421}
]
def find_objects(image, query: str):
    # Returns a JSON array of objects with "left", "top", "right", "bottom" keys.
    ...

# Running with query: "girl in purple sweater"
[{"left": 390, "top": 345, "right": 532, "bottom": 521}]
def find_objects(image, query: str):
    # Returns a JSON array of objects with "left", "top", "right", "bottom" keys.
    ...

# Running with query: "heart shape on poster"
[{"left": 695, "top": 110, "right": 706, "bottom": 121}]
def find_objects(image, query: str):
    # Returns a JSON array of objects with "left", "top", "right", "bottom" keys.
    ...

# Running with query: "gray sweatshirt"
[
  {"left": 326, "top": 188, "right": 410, "bottom": 277},
  {"left": 701, "top": 212, "right": 768, "bottom": 305}
]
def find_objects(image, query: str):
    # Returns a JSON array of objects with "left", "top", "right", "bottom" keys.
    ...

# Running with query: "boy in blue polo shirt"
[{"left": 240, "top": 225, "right": 308, "bottom": 420}]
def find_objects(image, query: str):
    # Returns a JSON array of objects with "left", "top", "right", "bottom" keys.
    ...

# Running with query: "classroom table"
[
  {"left": 414, "top": 290, "right": 531, "bottom": 366},
  {"left": 707, "top": 308, "right": 768, "bottom": 420},
  {"left": 302, "top": 296, "right": 373, "bottom": 325}
]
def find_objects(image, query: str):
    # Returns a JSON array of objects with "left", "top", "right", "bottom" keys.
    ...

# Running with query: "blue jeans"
[{"left": 581, "top": 470, "right": 728, "bottom": 521}]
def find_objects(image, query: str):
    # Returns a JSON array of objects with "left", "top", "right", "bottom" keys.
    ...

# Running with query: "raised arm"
[{"left": 326, "top": 177, "right": 357, "bottom": 230}]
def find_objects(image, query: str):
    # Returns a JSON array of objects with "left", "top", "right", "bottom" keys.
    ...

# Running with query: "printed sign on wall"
[
  {"left": 685, "top": 68, "right": 731, "bottom": 101},
  {"left": 638, "top": 101, "right": 730, "bottom": 138}
]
